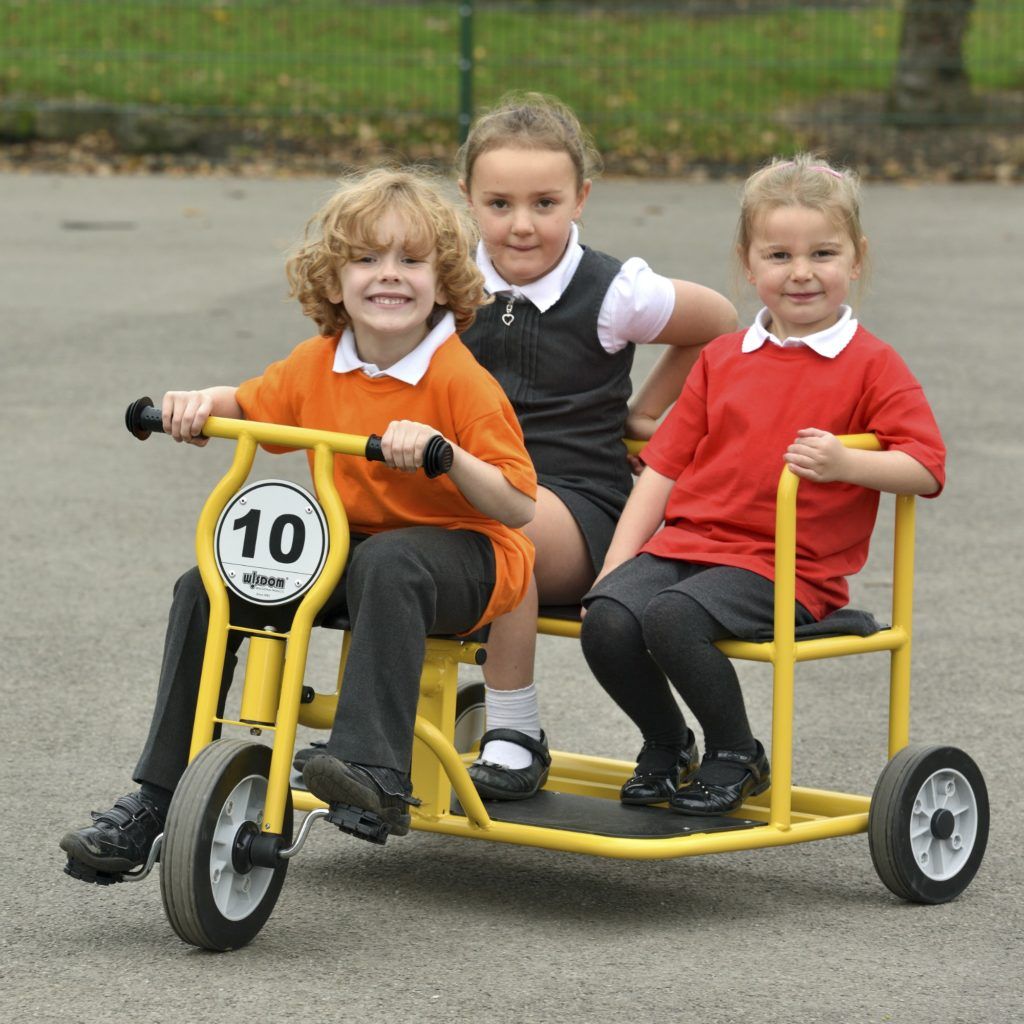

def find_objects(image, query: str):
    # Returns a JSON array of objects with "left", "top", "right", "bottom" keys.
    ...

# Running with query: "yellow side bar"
[
  {"left": 888, "top": 493, "right": 916, "bottom": 755},
  {"left": 412, "top": 716, "right": 492, "bottom": 827},
  {"left": 769, "top": 465, "right": 798, "bottom": 830},
  {"left": 412, "top": 809, "right": 869, "bottom": 861},
  {"left": 766, "top": 434, "right": 881, "bottom": 831},
  {"left": 718, "top": 627, "right": 908, "bottom": 663}
]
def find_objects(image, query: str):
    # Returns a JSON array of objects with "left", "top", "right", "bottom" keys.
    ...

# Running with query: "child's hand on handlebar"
[
  {"left": 784, "top": 427, "right": 848, "bottom": 483},
  {"left": 162, "top": 390, "right": 213, "bottom": 446},
  {"left": 380, "top": 420, "right": 448, "bottom": 473}
]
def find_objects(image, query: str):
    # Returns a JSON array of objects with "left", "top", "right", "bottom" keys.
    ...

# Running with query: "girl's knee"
[{"left": 581, "top": 597, "right": 642, "bottom": 656}]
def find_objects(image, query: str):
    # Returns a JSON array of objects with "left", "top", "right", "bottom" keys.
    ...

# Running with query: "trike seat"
[{"left": 317, "top": 608, "right": 490, "bottom": 647}]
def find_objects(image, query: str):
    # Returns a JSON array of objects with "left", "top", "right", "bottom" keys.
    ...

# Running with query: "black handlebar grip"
[
  {"left": 422, "top": 434, "right": 454, "bottom": 478},
  {"left": 125, "top": 396, "right": 165, "bottom": 441},
  {"left": 365, "top": 433, "right": 454, "bottom": 478},
  {"left": 364, "top": 434, "right": 386, "bottom": 463}
]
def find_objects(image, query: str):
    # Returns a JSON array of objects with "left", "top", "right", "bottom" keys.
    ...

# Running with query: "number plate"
[{"left": 214, "top": 479, "right": 329, "bottom": 606}]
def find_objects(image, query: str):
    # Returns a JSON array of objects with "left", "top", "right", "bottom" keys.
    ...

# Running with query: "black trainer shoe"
[
  {"left": 302, "top": 755, "right": 420, "bottom": 843},
  {"left": 60, "top": 792, "right": 165, "bottom": 884},
  {"left": 292, "top": 741, "right": 327, "bottom": 775},
  {"left": 620, "top": 732, "right": 700, "bottom": 805}
]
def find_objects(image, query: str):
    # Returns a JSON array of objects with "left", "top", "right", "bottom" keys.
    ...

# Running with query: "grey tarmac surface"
[{"left": 1, "top": 172, "right": 1021, "bottom": 1024}]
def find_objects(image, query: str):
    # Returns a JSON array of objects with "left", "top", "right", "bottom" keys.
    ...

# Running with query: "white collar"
[
  {"left": 741, "top": 305, "right": 858, "bottom": 359},
  {"left": 476, "top": 222, "right": 584, "bottom": 313},
  {"left": 332, "top": 311, "right": 456, "bottom": 385}
]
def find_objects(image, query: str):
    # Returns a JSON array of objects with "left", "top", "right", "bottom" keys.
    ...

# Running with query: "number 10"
[{"left": 232, "top": 508, "right": 306, "bottom": 564}]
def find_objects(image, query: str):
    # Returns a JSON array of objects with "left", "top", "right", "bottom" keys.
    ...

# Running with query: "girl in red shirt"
[{"left": 580, "top": 154, "right": 945, "bottom": 816}]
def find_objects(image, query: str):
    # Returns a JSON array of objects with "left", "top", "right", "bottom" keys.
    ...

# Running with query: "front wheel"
[
  {"left": 160, "top": 739, "right": 293, "bottom": 950},
  {"left": 868, "top": 744, "right": 988, "bottom": 904}
]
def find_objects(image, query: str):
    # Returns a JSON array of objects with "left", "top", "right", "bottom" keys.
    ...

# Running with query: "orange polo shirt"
[{"left": 236, "top": 332, "right": 536, "bottom": 629}]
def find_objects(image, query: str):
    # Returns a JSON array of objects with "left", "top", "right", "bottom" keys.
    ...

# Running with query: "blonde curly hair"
[{"left": 287, "top": 166, "right": 488, "bottom": 337}]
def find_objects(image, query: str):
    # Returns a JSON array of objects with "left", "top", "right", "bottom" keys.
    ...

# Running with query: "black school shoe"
[
  {"left": 292, "top": 741, "right": 326, "bottom": 775},
  {"left": 60, "top": 792, "right": 164, "bottom": 884},
  {"left": 302, "top": 755, "right": 420, "bottom": 841},
  {"left": 620, "top": 732, "right": 700, "bottom": 805},
  {"left": 467, "top": 728, "right": 551, "bottom": 800},
  {"left": 669, "top": 740, "right": 771, "bottom": 816}
]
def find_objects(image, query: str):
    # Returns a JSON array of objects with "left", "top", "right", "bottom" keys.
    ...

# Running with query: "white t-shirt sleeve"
[{"left": 596, "top": 257, "right": 676, "bottom": 353}]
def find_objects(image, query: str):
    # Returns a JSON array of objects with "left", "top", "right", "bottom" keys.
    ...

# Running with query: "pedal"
[
  {"left": 326, "top": 802, "right": 392, "bottom": 845},
  {"left": 63, "top": 856, "right": 126, "bottom": 886}
]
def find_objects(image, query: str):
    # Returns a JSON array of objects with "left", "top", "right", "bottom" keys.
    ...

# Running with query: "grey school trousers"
[{"left": 133, "top": 527, "right": 496, "bottom": 790}]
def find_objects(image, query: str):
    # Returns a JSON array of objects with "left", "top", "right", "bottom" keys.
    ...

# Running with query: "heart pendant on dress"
[{"left": 501, "top": 312, "right": 514, "bottom": 326}]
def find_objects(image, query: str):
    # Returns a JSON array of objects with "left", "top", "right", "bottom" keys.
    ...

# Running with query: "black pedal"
[
  {"left": 326, "top": 803, "right": 391, "bottom": 845},
  {"left": 63, "top": 857, "right": 126, "bottom": 886}
]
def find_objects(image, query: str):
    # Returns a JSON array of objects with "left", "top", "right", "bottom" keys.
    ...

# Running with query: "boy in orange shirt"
[{"left": 60, "top": 168, "right": 537, "bottom": 878}]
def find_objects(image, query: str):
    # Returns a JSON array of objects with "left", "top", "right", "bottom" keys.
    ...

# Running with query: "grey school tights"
[{"left": 581, "top": 591, "right": 756, "bottom": 755}]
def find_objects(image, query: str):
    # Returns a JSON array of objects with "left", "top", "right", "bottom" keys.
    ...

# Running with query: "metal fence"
[{"left": 1, "top": 1, "right": 1021, "bottom": 170}]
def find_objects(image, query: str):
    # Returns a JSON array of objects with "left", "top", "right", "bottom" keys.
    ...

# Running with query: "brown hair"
[
  {"left": 287, "top": 166, "right": 487, "bottom": 336},
  {"left": 736, "top": 153, "right": 868, "bottom": 273},
  {"left": 456, "top": 91, "right": 601, "bottom": 192}
]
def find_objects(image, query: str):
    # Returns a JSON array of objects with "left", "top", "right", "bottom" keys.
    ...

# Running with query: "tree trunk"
[{"left": 888, "top": 0, "right": 977, "bottom": 122}]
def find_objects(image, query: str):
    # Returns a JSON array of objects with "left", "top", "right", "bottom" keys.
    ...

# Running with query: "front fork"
[{"left": 187, "top": 439, "right": 351, "bottom": 838}]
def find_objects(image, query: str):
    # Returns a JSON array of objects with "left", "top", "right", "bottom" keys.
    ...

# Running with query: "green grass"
[{"left": 1, "top": 0, "right": 1021, "bottom": 162}]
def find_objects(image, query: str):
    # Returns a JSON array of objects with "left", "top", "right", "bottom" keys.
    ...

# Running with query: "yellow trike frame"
[{"left": 187, "top": 421, "right": 905, "bottom": 861}]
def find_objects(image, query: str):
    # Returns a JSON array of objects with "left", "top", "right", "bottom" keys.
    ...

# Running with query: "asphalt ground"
[{"left": 1, "top": 173, "right": 1021, "bottom": 1024}]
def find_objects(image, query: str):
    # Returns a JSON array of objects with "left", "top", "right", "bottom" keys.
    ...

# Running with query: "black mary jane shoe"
[
  {"left": 467, "top": 729, "right": 551, "bottom": 801},
  {"left": 620, "top": 732, "right": 700, "bottom": 805},
  {"left": 669, "top": 740, "right": 771, "bottom": 816}
]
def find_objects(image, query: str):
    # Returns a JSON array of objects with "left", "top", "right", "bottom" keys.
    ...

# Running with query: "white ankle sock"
[{"left": 478, "top": 683, "right": 542, "bottom": 770}]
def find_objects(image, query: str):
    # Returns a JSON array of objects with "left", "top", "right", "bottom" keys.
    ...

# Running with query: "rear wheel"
[
  {"left": 160, "top": 739, "right": 293, "bottom": 950},
  {"left": 454, "top": 680, "right": 486, "bottom": 754},
  {"left": 868, "top": 744, "right": 988, "bottom": 904}
]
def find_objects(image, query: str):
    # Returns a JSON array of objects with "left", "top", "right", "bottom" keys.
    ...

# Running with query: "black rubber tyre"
[
  {"left": 454, "top": 680, "right": 486, "bottom": 754},
  {"left": 160, "top": 739, "right": 293, "bottom": 951},
  {"left": 868, "top": 744, "right": 988, "bottom": 904}
]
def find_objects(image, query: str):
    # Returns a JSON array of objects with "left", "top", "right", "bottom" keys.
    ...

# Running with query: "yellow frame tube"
[
  {"left": 239, "top": 635, "right": 286, "bottom": 725},
  {"left": 189, "top": 433, "right": 257, "bottom": 760}
]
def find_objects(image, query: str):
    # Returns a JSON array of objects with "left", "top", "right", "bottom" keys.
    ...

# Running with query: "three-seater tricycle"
[{"left": 106, "top": 397, "right": 988, "bottom": 951}]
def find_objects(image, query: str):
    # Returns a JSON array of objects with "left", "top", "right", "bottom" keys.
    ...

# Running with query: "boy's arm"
[
  {"left": 380, "top": 419, "right": 535, "bottom": 528},
  {"left": 626, "top": 281, "right": 737, "bottom": 438},
  {"left": 447, "top": 448, "right": 535, "bottom": 528},
  {"left": 785, "top": 428, "right": 941, "bottom": 495},
  {"left": 162, "top": 386, "right": 242, "bottom": 446}
]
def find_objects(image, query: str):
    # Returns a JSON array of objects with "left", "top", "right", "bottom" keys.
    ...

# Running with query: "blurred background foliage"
[{"left": 1, "top": 1, "right": 1020, "bottom": 176}]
